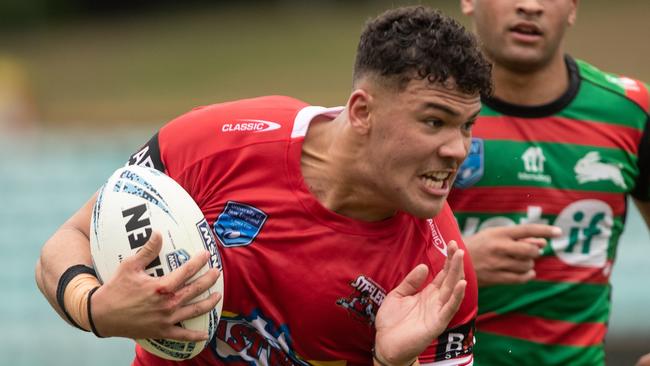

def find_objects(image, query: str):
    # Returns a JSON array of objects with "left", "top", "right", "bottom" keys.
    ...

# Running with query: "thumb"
[
  {"left": 130, "top": 231, "right": 163, "bottom": 269},
  {"left": 391, "top": 264, "right": 429, "bottom": 298}
]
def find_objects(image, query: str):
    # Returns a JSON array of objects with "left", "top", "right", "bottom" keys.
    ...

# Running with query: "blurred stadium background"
[{"left": 0, "top": 0, "right": 648, "bottom": 365}]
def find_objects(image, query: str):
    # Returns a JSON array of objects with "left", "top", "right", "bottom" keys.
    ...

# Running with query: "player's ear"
[
  {"left": 460, "top": 0, "right": 475, "bottom": 16},
  {"left": 567, "top": 0, "right": 578, "bottom": 26},
  {"left": 347, "top": 89, "right": 372, "bottom": 135}
]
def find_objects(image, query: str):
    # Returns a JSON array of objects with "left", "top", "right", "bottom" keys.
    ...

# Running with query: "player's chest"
[{"left": 196, "top": 197, "right": 439, "bottom": 364}]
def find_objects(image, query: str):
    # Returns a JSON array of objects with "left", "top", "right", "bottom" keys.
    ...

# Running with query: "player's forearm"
[
  {"left": 36, "top": 224, "right": 94, "bottom": 321},
  {"left": 35, "top": 194, "right": 97, "bottom": 325}
]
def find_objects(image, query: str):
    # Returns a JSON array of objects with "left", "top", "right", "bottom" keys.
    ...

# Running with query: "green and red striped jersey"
[{"left": 448, "top": 56, "right": 650, "bottom": 366}]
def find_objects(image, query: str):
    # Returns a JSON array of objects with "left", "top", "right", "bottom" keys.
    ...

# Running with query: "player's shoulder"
[
  {"left": 575, "top": 58, "right": 650, "bottom": 114},
  {"left": 166, "top": 95, "right": 309, "bottom": 132},
  {"left": 159, "top": 95, "right": 309, "bottom": 148},
  {"left": 153, "top": 95, "right": 311, "bottom": 176}
]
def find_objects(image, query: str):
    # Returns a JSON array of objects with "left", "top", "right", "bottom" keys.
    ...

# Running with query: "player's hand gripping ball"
[{"left": 90, "top": 165, "right": 224, "bottom": 360}]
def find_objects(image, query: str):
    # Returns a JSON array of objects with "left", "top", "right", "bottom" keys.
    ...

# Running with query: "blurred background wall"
[{"left": 0, "top": 1, "right": 648, "bottom": 365}]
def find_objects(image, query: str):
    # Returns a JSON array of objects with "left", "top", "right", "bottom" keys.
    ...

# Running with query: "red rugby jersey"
[{"left": 128, "top": 96, "right": 478, "bottom": 366}]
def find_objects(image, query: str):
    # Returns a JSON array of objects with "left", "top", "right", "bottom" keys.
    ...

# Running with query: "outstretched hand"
[
  {"left": 464, "top": 224, "right": 562, "bottom": 287},
  {"left": 90, "top": 232, "right": 221, "bottom": 340},
  {"left": 374, "top": 241, "right": 466, "bottom": 366}
]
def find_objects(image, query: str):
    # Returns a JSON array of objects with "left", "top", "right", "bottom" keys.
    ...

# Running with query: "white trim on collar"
[{"left": 291, "top": 105, "right": 345, "bottom": 138}]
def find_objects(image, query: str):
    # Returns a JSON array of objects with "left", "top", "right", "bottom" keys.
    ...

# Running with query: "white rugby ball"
[{"left": 89, "top": 165, "right": 224, "bottom": 361}]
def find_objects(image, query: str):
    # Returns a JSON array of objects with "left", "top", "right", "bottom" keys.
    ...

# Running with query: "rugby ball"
[{"left": 89, "top": 165, "right": 224, "bottom": 360}]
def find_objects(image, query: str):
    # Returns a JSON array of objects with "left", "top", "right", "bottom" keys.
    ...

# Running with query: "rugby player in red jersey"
[{"left": 36, "top": 6, "right": 493, "bottom": 366}]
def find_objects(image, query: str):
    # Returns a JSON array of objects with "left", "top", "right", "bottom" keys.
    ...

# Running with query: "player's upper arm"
[{"left": 64, "top": 192, "right": 98, "bottom": 237}]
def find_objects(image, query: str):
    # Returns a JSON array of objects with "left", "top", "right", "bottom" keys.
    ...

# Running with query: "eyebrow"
[
  {"left": 423, "top": 102, "right": 482, "bottom": 121},
  {"left": 467, "top": 109, "right": 481, "bottom": 121}
]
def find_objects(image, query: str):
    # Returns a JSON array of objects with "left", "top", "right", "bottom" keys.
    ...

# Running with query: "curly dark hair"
[{"left": 353, "top": 6, "right": 492, "bottom": 96}]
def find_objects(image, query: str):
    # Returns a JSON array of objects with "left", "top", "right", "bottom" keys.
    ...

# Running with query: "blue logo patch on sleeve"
[
  {"left": 214, "top": 201, "right": 268, "bottom": 247},
  {"left": 454, "top": 138, "right": 484, "bottom": 189}
]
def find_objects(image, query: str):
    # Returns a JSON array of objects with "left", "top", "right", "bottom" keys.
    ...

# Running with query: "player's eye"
[
  {"left": 424, "top": 119, "right": 444, "bottom": 129},
  {"left": 462, "top": 120, "right": 476, "bottom": 133}
]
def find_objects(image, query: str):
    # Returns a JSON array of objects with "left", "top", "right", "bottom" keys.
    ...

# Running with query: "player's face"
[
  {"left": 366, "top": 78, "right": 481, "bottom": 218},
  {"left": 461, "top": 0, "right": 578, "bottom": 72}
]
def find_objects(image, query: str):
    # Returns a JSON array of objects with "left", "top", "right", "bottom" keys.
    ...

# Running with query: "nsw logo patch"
[
  {"left": 214, "top": 201, "right": 268, "bottom": 247},
  {"left": 166, "top": 248, "right": 191, "bottom": 272},
  {"left": 454, "top": 138, "right": 484, "bottom": 188}
]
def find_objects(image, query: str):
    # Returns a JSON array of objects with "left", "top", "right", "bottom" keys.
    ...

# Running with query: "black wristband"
[
  {"left": 87, "top": 286, "right": 105, "bottom": 338},
  {"left": 372, "top": 348, "right": 416, "bottom": 366},
  {"left": 56, "top": 264, "right": 97, "bottom": 331}
]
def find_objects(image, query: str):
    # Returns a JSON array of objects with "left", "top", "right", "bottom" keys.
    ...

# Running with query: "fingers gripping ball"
[{"left": 90, "top": 165, "right": 224, "bottom": 360}]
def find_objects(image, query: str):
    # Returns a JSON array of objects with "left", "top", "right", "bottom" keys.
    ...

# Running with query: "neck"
[
  {"left": 491, "top": 53, "right": 569, "bottom": 106},
  {"left": 301, "top": 113, "right": 394, "bottom": 222}
]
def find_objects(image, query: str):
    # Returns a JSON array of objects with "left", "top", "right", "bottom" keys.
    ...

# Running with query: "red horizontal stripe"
[
  {"left": 477, "top": 312, "right": 607, "bottom": 347},
  {"left": 474, "top": 116, "right": 642, "bottom": 154},
  {"left": 534, "top": 257, "right": 612, "bottom": 284},
  {"left": 448, "top": 186, "right": 626, "bottom": 216}
]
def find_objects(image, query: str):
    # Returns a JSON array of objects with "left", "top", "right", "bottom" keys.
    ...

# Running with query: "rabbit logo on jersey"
[
  {"left": 574, "top": 151, "right": 627, "bottom": 189},
  {"left": 454, "top": 138, "right": 484, "bottom": 188},
  {"left": 213, "top": 310, "right": 310, "bottom": 366},
  {"left": 214, "top": 201, "right": 268, "bottom": 247}
]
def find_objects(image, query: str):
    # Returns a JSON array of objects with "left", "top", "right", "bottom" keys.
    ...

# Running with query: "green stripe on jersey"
[
  {"left": 472, "top": 140, "right": 638, "bottom": 192},
  {"left": 474, "top": 331, "right": 604, "bottom": 366},
  {"left": 478, "top": 281, "right": 610, "bottom": 323},
  {"left": 559, "top": 80, "right": 647, "bottom": 130},
  {"left": 477, "top": 104, "right": 502, "bottom": 117}
]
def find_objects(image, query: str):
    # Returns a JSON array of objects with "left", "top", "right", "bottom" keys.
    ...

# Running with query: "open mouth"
[
  {"left": 509, "top": 23, "right": 543, "bottom": 37},
  {"left": 420, "top": 171, "right": 452, "bottom": 191}
]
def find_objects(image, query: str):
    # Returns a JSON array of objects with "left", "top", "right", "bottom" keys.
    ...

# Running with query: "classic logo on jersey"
[
  {"left": 213, "top": 310, "right": 310, "bottom": 366},
  {"left": 433, "top": 320, "right": 474, "bottom": 362},
  {"left": 551, "top": 199, "right": 613, "bottom": 268},
  {"left": 214, "top": 201, "right": 268, "bottom": 247},
  {"left": 427, "top": 219, "right": 448, "bottom": 256},
  {"left": 574, "top": 151, "right": 627, "bottom": 189},
  {"left": 518, "top": 146, "right": 551, "bottom": 184},
  {"left": 221, "top": 119, "right": 282, "bottom": 133},
  {"left": 165, "top": 248, "right": 191, "bottom": 272},
  {"left": 454, "top": 138, "right": 484, "bottom": 189},
  {"left": 337, "top": 275, "right": 386, "bottom": 325},
  {"left": 197, "top": 218, "right": 223, "bottom": 270}
]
